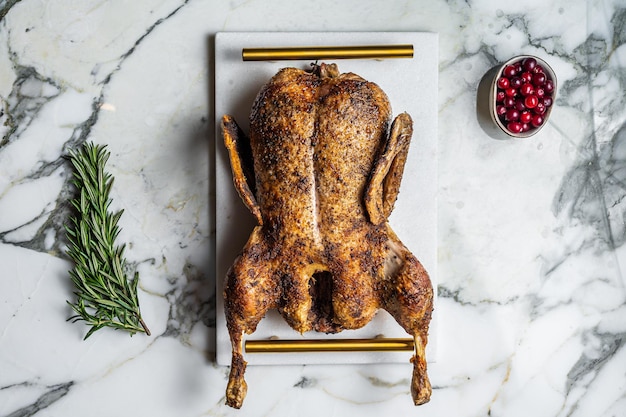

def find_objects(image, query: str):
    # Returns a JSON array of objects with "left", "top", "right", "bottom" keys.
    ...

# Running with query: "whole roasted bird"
[{"left": 222, "top": 63, "right": 433, "bottom": 408}]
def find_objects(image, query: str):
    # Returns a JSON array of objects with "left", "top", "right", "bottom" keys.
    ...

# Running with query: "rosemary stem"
[{"left": 139, "top": 316, "right": 151, "bottom": 336}]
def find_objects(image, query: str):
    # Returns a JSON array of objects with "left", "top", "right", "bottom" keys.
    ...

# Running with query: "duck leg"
[
  {"left": 378, "top": 233, "right": 433, "bottom": 405},
  {"left": 224, "top": 228, "right": 280, "bottom": 408}
]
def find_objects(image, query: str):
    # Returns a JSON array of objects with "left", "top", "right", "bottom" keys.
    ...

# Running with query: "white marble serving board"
[{"left": 215, "top": 32, "right": 438, "bottom": 366}]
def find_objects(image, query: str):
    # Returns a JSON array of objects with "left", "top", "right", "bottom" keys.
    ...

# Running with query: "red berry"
[
  {"left": 507, "top": 121, "right": 523, "bottom": 133},
  {"left": 505, "top": 108, "right": 520, "bottom": 121},
  {"left": 522, "top": 58, "right": 537, "bottom": 71},
  {"left": 514, "top": 99, "right": 526, "bottom": 111},
  {"left": 544, "top": 79, "right": 554, "bottom": 93},
  {"left": 503, "top": 65, "right": 517, "bottom": 77},
  {"left": 536, "top": 87, "right": 545, "bottom": 98},
  {"left": 496, "top": 90, "right": 506, "bottom": 102},
  {"left": 522, "top": 123, "right": 531, "bottom": 132},
  {"left": 505, "top": 87, "right": 517, "bottom": 97},
  {"left": 531, "top": 114, "right": 544, "bottom": 128},
  {"left": 521, "top": 71, "right": 533, "bottom": 83},
  {"left": 497, "top": 77, "right": 510, "bottom": 89},
  {"left": 496, "top": 105, "right": 507, "bottom": 116},
  {"left": 534, "top": 102, "right": 546, "bottom": 114},
  {"left": 543, "top": 96, "right": 553, "bottom": 107},
  {"left": 533, "top": 64, "right": 545, "bottom": 74},
  {"left": 533, "top": 73, "right": 546, "bottom": 86},
  {"left": 520, "top": 110, "right": 532, "bottom": 124},
  {"left": 524, "top": 95, "right": 539, "bottom": 109},
  {"left": 520, "top": 83, "right": 534, "bottom": 96},
  {"left": 510, "top": 77, "right": 523, "bottom": 89}
]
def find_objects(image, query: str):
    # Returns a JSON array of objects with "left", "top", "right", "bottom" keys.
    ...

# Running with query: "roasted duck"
[{"left": 222, "top": 63, "right": 433, "bottom": 408}]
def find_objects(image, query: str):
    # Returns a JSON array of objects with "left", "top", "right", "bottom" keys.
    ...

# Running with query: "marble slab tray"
[{"left": 214, "top": 32, "right": 438, "bottom": 366}]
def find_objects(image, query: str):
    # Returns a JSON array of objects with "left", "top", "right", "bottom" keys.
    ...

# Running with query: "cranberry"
[
  {"left": 503, "top": 65, "right": 517, "bottom": 77},
  {"left": 522, "top": 123, "right": 530, "bottom": 132},
  {"left": 505, "top": 108, "right": 520, "bottom": 121},
  {"left": 505, "top": 87, "right": 517, "bottom": 97},
  {"left": 524, "top": 95, "right": 539, "bottom": 109},
  {"left": 544, "top": 79, "right": 554, "bottom": 93},
  {"left": 515, "top": 97, "right": 527, "bottom": 111},
  {"left": 503, "top": 96, "right": 515, "bottom": 107},
  {"left": 507, "top": 121, "right": 523, "bottom": 133},
  {"left": 536, "top": 87, "right": 545, "bottom": 98},
  {"left": 497, "top": 105, "right": 507, "bottom": 116},
  {"left": 510, "top": 77, "right": 523, "bottom": 89},
  {"left": 531, "top": 114, "right": 544, "bottom": 128},
  {"left": 522, "top": 57, "right": 537, "bottom": 72},
  {"left": 520, "top": 110, "right": 532, "bottom": 124},
  {"left": 520, "top": 83, "right": 535, "bottom": 96},
  {"left": 542, "top": 96, "right": 553, "bottom": 107},
  {"left": 534, "top": 102, "right": 546, "bottom": 114},
  {"left": 514, "top": 62, "right": 523, "bottom": 73},
  {"left": 496, "top": 90, "right": 506, "bottom": 102},
  {"left": 533, "top": 65, "right": 545, "bottom": 74},
  {"left": 497, "top": 77, "right": 510, "bottom": 89},
  {"left": 521, "top": 71, "right": 533, "bottom": 83},
  {"left": 532, "top": 73, "right": 546, "bottom": 86}
]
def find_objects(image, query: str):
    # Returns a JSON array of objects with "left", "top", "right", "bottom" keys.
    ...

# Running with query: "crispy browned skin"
[{"left": 222, "top": 63, "right": 433, "bottom": 409}]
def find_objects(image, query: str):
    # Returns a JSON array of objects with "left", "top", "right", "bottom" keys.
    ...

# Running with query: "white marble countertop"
[{"left": 1, "top": 1, "right": 625, "bottom": 416}]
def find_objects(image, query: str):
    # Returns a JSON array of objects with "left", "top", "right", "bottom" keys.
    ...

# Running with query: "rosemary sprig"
[{"left": 65, "top": 142, "right": 150, "bottom": 339}]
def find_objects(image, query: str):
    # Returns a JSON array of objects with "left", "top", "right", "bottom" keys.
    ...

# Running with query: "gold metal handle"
[
  {"left": 245, "top": 337, "right": 414, "bottom": 353},
  {"left": 242, "top": 44, "right": 414, "bottom": 61}
]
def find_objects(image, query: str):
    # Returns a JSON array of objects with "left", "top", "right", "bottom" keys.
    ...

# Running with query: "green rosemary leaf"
[
  {"left": 66, "top": 142, "right": 150, "bottom": 338},
  {"left": 84, "top": 324, "right": 104, "bottom": 340},
  {"left": 92, "top": 298, "right": 120, "bottom": 309}
]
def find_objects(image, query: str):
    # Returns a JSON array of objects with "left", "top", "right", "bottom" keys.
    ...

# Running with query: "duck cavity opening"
[{"left": 307, "top": 271, "right": 340, "bottom": 333}]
